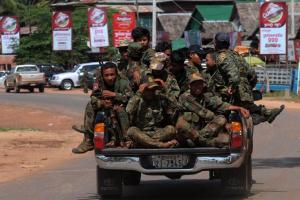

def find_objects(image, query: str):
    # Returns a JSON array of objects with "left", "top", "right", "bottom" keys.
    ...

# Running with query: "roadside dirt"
[{"left": 0, "top": 104, "right": 86, "bottom": 184}]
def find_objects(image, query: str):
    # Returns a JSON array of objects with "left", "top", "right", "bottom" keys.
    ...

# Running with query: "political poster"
[
  {"left": 0, "top": 16, "right": 20, "bottom": 54},
  {"left": 112, "top": 12, "right": 136, "bottom": 47},
  {"left": 259, "top": 2, "right": 288, "bottom": 55},
  {"left": 52, "top": 11, "right": 72, "bottom": 51},
  {"left": 88, "top": 7, "right": 109, "bottom": 48}
]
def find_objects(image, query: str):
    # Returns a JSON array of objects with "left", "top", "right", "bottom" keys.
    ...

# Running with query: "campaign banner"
[
  {"left": 88, "top": 7, "right": 109, "bottom": 48},
  {"left": 0, "top": 16, "right": 20, "bottom": 54},
  {"left": 52, "top": 11, "right": 72, "bottom": 51},
  {"left": 259, "top": 2, "right": 288, "bottom": 55}
]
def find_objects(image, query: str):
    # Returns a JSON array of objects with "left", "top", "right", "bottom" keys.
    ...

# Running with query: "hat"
[
  {"left": 149, "top": 52, "right": 167, "bottom": 70},
  {"left": 189, "top": 72, "right": 206, "bottom": 84},
  {"left": 215, "top": 32, "right": 230, "bottom": 43},
  {"left": 127, "top": 42, "right": 143, "bottom": 58},
  {"left": 118, "top": 40, "right": 130, "bottom": 48},
  {"left": 188, "top": 45, "right": 205, "bottom": 55},
  {"left": 143, "top": 76, "right": 160, "bottom": 90}
]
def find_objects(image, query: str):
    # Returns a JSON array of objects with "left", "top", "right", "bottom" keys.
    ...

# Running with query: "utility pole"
[
  {"left": 291, "top": 0, "right": 295, "bottom": 38},
  {"left": 152, "top": 0, "right": 157, "bottom": 48},
  {"left": 135, "top": 0, "right": 139, "bottom": 25}
]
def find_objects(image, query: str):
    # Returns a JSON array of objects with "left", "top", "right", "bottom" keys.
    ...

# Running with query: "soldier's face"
[
  {"left": 206, "top": 54, "right": 216, "bottom": 70},
  {"left": 137, "top": 36, "right": 150, "bottom": 49},
  {"left": 190, "top": 81, "right": 204, "bottom": 97},
  {"left": 190, "top": 53, "right": 201, "bottom": 65},
  {"left": 102, "top": 68, "right": 117, "bottom": 86}
]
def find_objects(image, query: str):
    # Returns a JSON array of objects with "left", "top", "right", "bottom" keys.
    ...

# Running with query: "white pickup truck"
[{"left": 5, "top": 64, "right": 46, "bottom": 93}]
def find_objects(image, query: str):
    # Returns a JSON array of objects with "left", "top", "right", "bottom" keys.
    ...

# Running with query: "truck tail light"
[
  {"left": 230, "top": 122, "right": 243, "bottom": 149},
  {"left": 94, "top": 123, "right": 105, "bottom": 150}
]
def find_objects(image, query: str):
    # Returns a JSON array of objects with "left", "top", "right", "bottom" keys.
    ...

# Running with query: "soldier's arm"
[
  {"left": 114, "top": 79, "right": 133, "bottom": 104},
  {"left": 179, "top": 93, "right": 215, "bottom": 121},
  {"left": 218, "top": 55, "right": 240, "bottom": 89},
  {"left": 125, "top": 93, "right": 141, "bottom": 124},
  {"left": 90, "top": 89, "right": 104, "bottom": 109},
  {"left": 203, "top": 92, "right": 231, "bottom": 114}
]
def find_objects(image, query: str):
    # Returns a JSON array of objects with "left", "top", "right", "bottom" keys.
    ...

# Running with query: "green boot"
[
  {"left": 72, "top": 133, "right": 94, "bottom": 154},
  {"left": 267, "top": 105, "right": 285, "bottom": 123}
]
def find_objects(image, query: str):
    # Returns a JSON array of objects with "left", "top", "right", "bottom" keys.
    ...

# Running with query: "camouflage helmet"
[
  {"left": 189, "top": 72, "right": 206, "bottom": 84},
  {"left": 127, "top": 42, "right": 143, "bottom": 59},
  {"left": 149, "top": 52, "right": 168, "bottom": 70},
  {"left": 118, "top": 39, "right": 130, "bottom": 48}
]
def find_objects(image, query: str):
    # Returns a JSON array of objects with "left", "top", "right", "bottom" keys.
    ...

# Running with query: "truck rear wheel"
[
  {"left": 97, "top": 166, "right": 123, "bottom": 199},
  {"left": 5, "top": 82, "right": 10, "bottom": 93},
  {"left": 39, "top": 85, "right": 45, "bottom": 93},
  {"left": 15, "top": 85, "right": 20, "bottom": 93},
  {"left": 221, "top": 155, "right": 252, "bottom": 196},
  {"left": 123, "top": 171, "right": 141, "bottom": 185},
  {"left": 29, "top": 87, "right": 34, "bottom": 93}
]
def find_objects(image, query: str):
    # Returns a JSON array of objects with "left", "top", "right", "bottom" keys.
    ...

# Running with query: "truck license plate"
[{"left": 151, "top": 155, "right": 189, "bottom": 169}]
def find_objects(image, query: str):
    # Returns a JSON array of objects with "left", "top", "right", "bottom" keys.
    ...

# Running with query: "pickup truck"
[
  {"left": 5, "top": 65, "right": 46, "bottom": 93},
  {"left": 93, "top": 111, "right": 254, "bottom": 199},
  {"left": 49, "top": 62, "right": 100, "bottom": 90}
]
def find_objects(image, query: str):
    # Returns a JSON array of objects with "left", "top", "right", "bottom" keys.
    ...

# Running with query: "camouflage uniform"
[
  {"left": 175, "top": 68, "right": 189, "bottom": 94},
  {"left": 141, "top": 48, "right": 156, "bottom": 68},
  {"left": 176, "top": 73, "right": 229, "bottom": 147},
  {"left": 126, "top": 79, "right": 181, "bottom": 148},
  {"left": 72, "top": 70, "right": 132, "bottom": 153},
  {"left": 185, "top": 62, "right": 199, "bottom": 77}
]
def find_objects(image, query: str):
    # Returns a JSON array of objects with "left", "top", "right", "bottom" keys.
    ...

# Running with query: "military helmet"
[
  {"left": 149, "top": 52, "right": 167, "bottom": 70},
  {"left": 127, "top": 42, "right": 143, "bottom": 59}
]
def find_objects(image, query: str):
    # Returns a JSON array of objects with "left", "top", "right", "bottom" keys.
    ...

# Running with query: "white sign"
[
  {"left": 52, "top": 29, "right": 72, "bottom": 51},
  {"left": 89, "top": 25, "right": 109, "bottom": 48},
  {"left": 260, "top": 25, "right": 286, "bottom": 54},
  {"left": 1, "top": 33, "right": 20, "bottom": 54}
]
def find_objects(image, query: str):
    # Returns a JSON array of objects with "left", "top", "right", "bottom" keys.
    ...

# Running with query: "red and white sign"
[
  {"left": 0, "top": 16, "right": 20, "bottom": 54},
  {"left": 52, "top": 11, "right": 72, "bottom": 51},
  {"left": 88, "top": 7, "right": 109, "bottom": 48},
  {"left": 259, "top": 2, "right": 288, "bottom": 55},
  {"left": 112, "top": 12, "right": 136, "bottom": 47}
]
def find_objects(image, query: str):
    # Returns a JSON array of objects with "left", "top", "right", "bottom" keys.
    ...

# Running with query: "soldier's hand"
[
  {"left": 138, "top": 83, "right": 148, "bottom": 93},
  {"left": 154, "top": 79, "right": 166, "bottom": 88},
  {"left": 102, "top": 90, "right": 116, "bottom": 98},
  {"left": 133, "top": 70, "right": 141, "bottom": 85},
  {"left": 102, "top": 100, "right": 113, "bottom": 108},
  {"left": 240, "top": 107, "right": 250, "bottom": 119},
  {"left": 227, "top": 87, "right": 233, "bottom": 95}
]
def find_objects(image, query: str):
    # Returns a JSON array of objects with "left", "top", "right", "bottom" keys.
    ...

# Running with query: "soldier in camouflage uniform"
[
  {"left": 131, "top": 27, "right": 155, "bottom": 68},
  {"left": 72, "top": 62, "right": 132, "bottom": 153},
  {"left": 126, "top": 77, "right": 180, "bottom": 148},
  {"left": 185, "top": 45, "right": 205, "bottom": 76},
  {"left": 213, "top": 32, "right": 284, "bottom": 125},
  {"left": 143, "top": 52, "right": 180, "bottom": 101},
  {"left": 169, "top": 50, "right": 190, "bottom": 94},
  {"left": 81, "top": 68, "right": 89, "bottom": 94},
  {"left": 176, "top": 72, "right": 250, "bottom": 147},
  {"left": 117, "top": 40, "right": 130, "bottom": 73}
]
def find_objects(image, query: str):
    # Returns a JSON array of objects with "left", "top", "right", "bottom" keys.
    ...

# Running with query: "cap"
[
  {"left": 189, "top": 72, "right": 206, "bottom": 84},
  {"left": 118, "top": 40, "right": 130, "bottom": 48},
  {"left": 149, "top": 52, "right": 167, "bottom": 71},
  {"left": 127, "top": 42, "right": 143, "bottom": 58},
  {"left": 215, "top": 32, "right": 230, "bottom": 43},
  {"left": 143, "top": 76, "right": 160, "bottom": 90},
  {"left": 188, "top": 44, "right": 205, "bottom": 55}
]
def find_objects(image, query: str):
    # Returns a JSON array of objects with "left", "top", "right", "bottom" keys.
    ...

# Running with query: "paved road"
[{"left": 0, "top": 92, "right": 300, "bottom": 200}]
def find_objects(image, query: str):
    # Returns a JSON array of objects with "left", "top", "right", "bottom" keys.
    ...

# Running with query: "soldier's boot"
[
  {"left": 72, "top": 132, "right": 94, "bottom": 154},
  {"left": 266, "top": 105, "right": 285, "bottom": 123}
]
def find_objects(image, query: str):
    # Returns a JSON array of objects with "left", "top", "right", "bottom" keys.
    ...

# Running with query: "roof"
[
  {"left": 236, "top": 3, "right": 259, "bottom": 36},
  {"left": 195, "top": 4, "right": 234, "bottom": 21},
  {"left": 201, "top": 21, "right": 236, "bottom": 38},
  {"left": 158, "top": 13, "right": 191, "bottom": 40}
]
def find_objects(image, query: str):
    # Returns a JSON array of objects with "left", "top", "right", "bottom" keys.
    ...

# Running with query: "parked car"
[
  {"left": 5, "top": 64, "right": 46, "bottom": 93},
  {"left": 36, "top": 64, "right": 65, "bottom": 84},
  {"left": 50, "top": 62, "right": 101, "bottom": 90},
  {"left": 0, "top": 71, "right": 9, "bottom": 88}
]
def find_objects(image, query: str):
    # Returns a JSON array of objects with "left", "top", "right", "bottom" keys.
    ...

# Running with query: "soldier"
[
  {"left": 143, "top": 52, "right": 180, "bottom": 101},
  {"left": 72, "top": 62, "right": 132, "bottom": 153},
  {"left": 131, "top": 27, "right": 155, "bottom": 68},
  {"left": 117, "top": 40, "right": 130, "bottom": 73},
  {"left": 213, "top": 32, "right": 284, "bottom": 125},
  {"left": 155, "top": 41, "right": 172, "bottom": 69},
  {"left": 185, "top": 44, "right": 205, "bottom": 76},
  {"left": 176, "top": 72, "right": 250, "bottom": 147},
  {"left": 169, "top": 50, "right": 189, "bottom": 94},
  {"left": 126, "top": 77, "right": 180, "bottom": 148}
]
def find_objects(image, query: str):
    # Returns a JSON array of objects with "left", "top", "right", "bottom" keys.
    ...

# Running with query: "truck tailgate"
[{"left": 20, "top": 73, "right": 45, "bottom": 83}]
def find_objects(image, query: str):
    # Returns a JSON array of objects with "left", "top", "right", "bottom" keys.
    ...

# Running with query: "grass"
[
  {"left": 0, "top": 128, "right": 40, "bottom": 132},
  {"left": 263, "top": 91, "right": 300, "bottom": 102}
]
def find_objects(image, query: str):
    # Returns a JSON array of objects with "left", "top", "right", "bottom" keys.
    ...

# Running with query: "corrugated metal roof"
[
  {"left": 95, "top": 5, "right": 163, "bottom": 13},
  {"left": 201, "top": 21, "right": 236, "bottom": 38}
]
